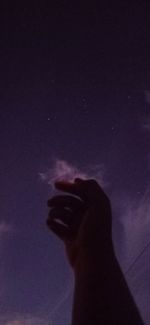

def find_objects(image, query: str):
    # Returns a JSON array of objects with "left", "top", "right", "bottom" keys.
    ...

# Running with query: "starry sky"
[{"left": 1, "top": 1, "right": 150, "bottom": 324}]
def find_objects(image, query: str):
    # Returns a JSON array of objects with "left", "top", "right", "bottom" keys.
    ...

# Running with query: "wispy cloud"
[
  {"left": 39, "top": 158, "right": 107, "bottom": 189},
  {"left": 142, "top": 90, "right": 150, "bottom": 131},
  {"left": 142, "top": 118, "right": 150, "bottom": 131},
  {"left": 0, "top": 224, "right": 52, "bottom": 325},
  {"left": 0, "top": 222, "right": 13, "bottom": 237},
  {"left": 0, "top": 314, "right": 51, "bottom": 325},
  {"left": 118, "top": 186, "right": 150, "bottom": 324},
  {"left": 0, "top": 222, "right": 14, "bottom": 299},
  {"left": 144, "top": 90, "right": 150, "bottom": 104},
  {"left": 0, "top": 221, "right": 14, "bottom": 255},
  {"left": 113, "top": 185, "right": 150, "bottom": 274}
]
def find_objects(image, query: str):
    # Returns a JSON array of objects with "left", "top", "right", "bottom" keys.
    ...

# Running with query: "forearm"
[{"left": 71, "top": 244, "right": 143, "bottom": 325}]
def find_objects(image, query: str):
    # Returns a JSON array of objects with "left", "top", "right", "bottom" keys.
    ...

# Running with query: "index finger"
[{"left": 54, "top": 179, "right": 87, "bottom": 201}]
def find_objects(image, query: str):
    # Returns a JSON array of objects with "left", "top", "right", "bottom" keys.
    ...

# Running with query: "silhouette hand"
[{"left": 47, "top": 178, "right": 112, "bottom": 269}]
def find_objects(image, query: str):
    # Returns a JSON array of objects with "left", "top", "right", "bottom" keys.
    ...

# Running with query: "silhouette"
[{"left": 47, "top": 178, "right": 144, "bottom": 325}]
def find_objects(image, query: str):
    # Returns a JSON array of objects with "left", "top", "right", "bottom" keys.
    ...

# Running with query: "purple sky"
[{"left": 1, "top": 2, "right": 150, "bottom": 324}]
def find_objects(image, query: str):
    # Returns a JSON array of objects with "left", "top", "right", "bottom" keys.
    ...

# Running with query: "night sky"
[{"left": 1, "top": 1, "right": 150, "bottom": 324}]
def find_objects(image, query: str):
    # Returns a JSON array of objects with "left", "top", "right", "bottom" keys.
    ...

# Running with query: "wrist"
[{"left": 73, "top": 239, "right": 115, "bottom": 275}]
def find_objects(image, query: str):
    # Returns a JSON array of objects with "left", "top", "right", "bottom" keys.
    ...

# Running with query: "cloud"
[
  {"left": 0, "top": 221, "right": 14, "bottom": 254},
  {"left": 0, "top": 222, "right": 14, "bottom": 298},
  {"left": 39, "top": 158, "right": 107, "bottom": 189},
  {"left": 0, "top": 314, "right": 51, "bottom": 325},
  {"left": 141, "top": 90, "right": 150, "bottom": 131},
  {"left": 0, "top": 224, "right": 52, "bottom": 325},
  {"left": 144, "top": 90, "right": 150, "bottom": 104},
  {"left": 122, "top": 187, "right": 150, "bottom": 324},
  {"left": 110, "top": 185, "right": 150, "bottom": 324},
  {"left": 0, "top": 222, "right": 13, "bottom": 237},
  {"left": 113, "top": 185, "right": 150, "bottom": 274},
  {"left": 142, "top": 119, "right": 150, "bottom": 131}
]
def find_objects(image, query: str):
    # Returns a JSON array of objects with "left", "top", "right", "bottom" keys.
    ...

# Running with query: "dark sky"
[{"left": 1, "top": 1, "right": 150, "bottom": 324}]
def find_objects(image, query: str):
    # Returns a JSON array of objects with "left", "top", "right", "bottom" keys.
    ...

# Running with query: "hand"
[{"left": 47, "top": 178, "right": 113, "bottom": 269}]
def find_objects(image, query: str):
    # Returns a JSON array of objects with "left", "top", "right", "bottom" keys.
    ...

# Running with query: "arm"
[
  {"left": 72, "top": 242, "right": 143, "bottom": 325},
  {"left": 47, "top": 178, "right": 143, "bottom": 325}
]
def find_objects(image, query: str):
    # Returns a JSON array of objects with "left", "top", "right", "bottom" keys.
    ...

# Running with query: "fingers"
[
  {"left": 47, "top": 208, "right": 78, "bottom": 241},
  {"left": 47, "top": 217, "right": 72, "bottom": 241},
  {"left": 54, "top": 178, "right": 107, "bottom": 204},
  {"left": 47, "top": 193, "right": 85, "bottom": 233},
  {"left": 47, "top": 194, "right": 86, "bottom": 212},
  {"left": 48, "top": 207, "right": 73, "bottom": 226},
  {"left": 47, "top": 178, "right": 111, "bottom": 242}
]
